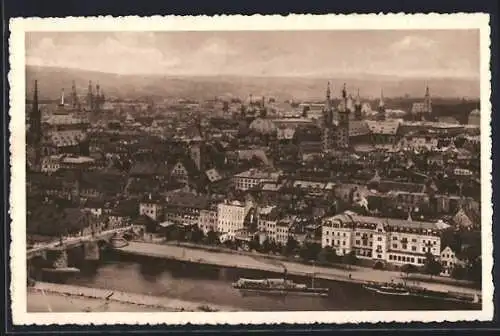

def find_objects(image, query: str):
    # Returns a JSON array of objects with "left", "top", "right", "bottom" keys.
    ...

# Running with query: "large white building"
[
  {"left": 322, "top": 211, "right": 445, "bottom": 267},
  {"left": 217, "top": 200, "right": 252, "bottom": 237}
]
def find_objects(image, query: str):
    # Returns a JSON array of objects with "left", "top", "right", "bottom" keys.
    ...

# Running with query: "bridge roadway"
[{"left": 27, "top": 226, "right": 134, "bottom": 260}]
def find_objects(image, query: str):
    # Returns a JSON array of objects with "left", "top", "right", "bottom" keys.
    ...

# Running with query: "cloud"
[
  {"left": 26, "top": 35, "right": 180, "bottom": 74},
  {"left": 25, "top": 31, "right": 479, "bottom": 79},
  {"left": 390, "top": 35, "right": 436, "bottom": 52}
]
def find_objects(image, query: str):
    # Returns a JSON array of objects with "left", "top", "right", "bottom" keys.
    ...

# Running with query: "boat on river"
[
  {"left": 232, "top": 278, "right": 329, "bottom": 297},
  {"left": 363, "top": 282, "right": 410, "bottom": 296},
  {"left": 41, "top": 267, "right": 80, "bottom": 274}
]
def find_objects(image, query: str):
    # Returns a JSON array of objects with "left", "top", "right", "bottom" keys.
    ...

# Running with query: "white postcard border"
[{"left": 9, "top": 14, "right": 493, "bottom": 325}]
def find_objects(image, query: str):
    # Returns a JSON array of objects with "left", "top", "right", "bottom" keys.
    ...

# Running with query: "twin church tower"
[{"left": 321, "top": 82, "right": 384, "bottom": 151}]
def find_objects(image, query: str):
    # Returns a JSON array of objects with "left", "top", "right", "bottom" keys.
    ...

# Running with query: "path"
[{"left": 118, "top": 242, "right": 481, "bottom": 296}]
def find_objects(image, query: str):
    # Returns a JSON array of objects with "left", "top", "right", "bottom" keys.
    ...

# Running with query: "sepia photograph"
[{"left": 9, "top": 14, "right": 492, "bottom": 325}]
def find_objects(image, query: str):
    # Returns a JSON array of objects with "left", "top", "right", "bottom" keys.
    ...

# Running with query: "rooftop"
[{"left": 234, "top": 168, "right": 281, "bottom": 180}]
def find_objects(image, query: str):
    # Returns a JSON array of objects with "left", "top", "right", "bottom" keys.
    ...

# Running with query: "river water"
[{"left": 36, "top": 248, "right": 478, "bottom": 311}]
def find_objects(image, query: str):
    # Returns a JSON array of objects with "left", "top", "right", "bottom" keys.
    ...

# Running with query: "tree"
[
  {"left": 206, "top": 229, "right": 219, "bottom": 245},
  {"left": 401, "top": 263, "right": 418, "bottom": 275},
  {"left": 284, "top": 236, "right": 299, "bottom": 256},
  {"left": 451, "top": 264, "right": 467, "bottom": 280},
  {"left": 261, "top": 238, "right": 272, "bottom": 253},
  {"left": 190, "top": 226, "right": 205, "bottom": 244},
  {"left": 423, "top": 252, "right": 442, "bottom": 278},
  {"left": 299, "top": 242, "right": 322, "bottom": 262},
  {"left": 343, "top": 251, "right": 358, "bottom": 269},
  {"left": 466, "top": 257, "right": 482, "bottom": 286},
  {"left": 323, "top": 246, "right": 339, "bottom": 263},
  {"left": 249, "top": 235, "right": 261, "bottom": 251}
]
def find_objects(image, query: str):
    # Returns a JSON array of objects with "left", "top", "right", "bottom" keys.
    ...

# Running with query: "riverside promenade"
[
  {"left": 29, "top": 281, "right": 239, "bottom": 312},
  {"left": 117, "top": 242, "right": 481, "bottom": 296}
]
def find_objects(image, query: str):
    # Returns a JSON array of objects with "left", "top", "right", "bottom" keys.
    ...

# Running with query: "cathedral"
[
  {"left": 321, "top": 82, "right": 352, "bottom": 152},
  {"left": 26, "top": 80, "right": 91, "bottom": 171},
  {"left": 411, "top": 86, "right": 433, "bottom": 120},
  {"left": 85, "top": 80, "right": 106, "bottom": 112}
]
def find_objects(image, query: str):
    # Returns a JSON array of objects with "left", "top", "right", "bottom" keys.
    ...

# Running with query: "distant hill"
[{"left": 25, "top": 65, "right": 480, "bottom": 102}]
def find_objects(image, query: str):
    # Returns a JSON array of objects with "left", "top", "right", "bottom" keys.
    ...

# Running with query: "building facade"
[
  {"left": 217, "top": 200, "right": 251, "bottom": 236},
  {"left": 322, "top": 212, "right": 442, "bottom": 267}
]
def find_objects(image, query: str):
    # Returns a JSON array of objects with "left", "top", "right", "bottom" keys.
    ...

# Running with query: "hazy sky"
[{"left": 26, "top": 30, "right": 480, "bottom": 78}]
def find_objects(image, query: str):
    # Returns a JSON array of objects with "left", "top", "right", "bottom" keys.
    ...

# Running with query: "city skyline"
[{"left": 26, "top": 30, "right": 480, "bottom": 79}]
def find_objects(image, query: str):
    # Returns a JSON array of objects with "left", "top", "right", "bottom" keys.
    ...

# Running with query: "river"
[{"left": 33, "top": 248, "right": 479, "bottom": 312}]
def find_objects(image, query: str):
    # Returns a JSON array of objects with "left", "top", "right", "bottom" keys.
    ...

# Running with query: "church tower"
[
  {"left": 71, "top": 80, "right": 79, "bottom": 109},
  {"left": 336, "top": 83, "right": 350, "bottom": 149},
  {"left": 377, "top": 89, "right": 386, "bottom": 120},
  {"left": 323, "top": 81, "right": 333, "bottom": 126},
  {"left": 424, "top": 85, "right": 432, "bottom": 114},
  {"left": 30, "top": 80, "right": 42, "bottom": 145},
  {"left": 322, "top": 81, "right": 334, "bottom": 153},
  {"left": 354, "top": 88, "right": 362, "bottom": 120},
  {"left": 87, "top": 80, "right": 94, "bottom": 111},
  {"left": 28, "top": 80, "right": 42, "bottom": 169}
]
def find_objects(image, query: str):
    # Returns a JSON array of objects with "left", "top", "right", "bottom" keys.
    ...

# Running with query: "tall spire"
[
  {"left": 71, "top": 80, "right": 78, "bottom": 108},
  {"left": 326, "top": 81, "right": 331, "bottom": 101},
  {"left": 424, "top": 85, "right": 432, "bottom": 114},
  {"left": 60, "top": 88, "right": 65, "bottom": 106},
  {"left": 379, "top": 89, "right": 385, "bottom": 108},
  {"left": 30, "top": 80, "right": 41, "bottom": 146},
  {"left": 342, "top": 83, "right": 347, "bottom": 100},
  {"left": 355, "top": 88, "right": 361, "bottom": 106},
  {"left": 87, "top": 80, "right": 94, "bottom": 110}
]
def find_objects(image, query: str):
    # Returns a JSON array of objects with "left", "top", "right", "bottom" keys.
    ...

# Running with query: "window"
[
  {"left": 411, "top": 257, "right": 415, "bottom": 263},
  {"left": 377, "top": 254, "right": 382, "bottom": 259},
  {"left": 342, "top": 241, "right": 346, "bottom": 246},
  {"left": 377, "top": 237, "right": 382, "bottom": 241},
  {"left": 389, "top": 255, "right": 393, "bottom": 260},
  {"left": 392, "top": 244, "right": 398, "bottom": 249},
  {"left": 356, "top": 240, "right": 360, "bottom": 245},
  {"left": 411, "top": 246, "right": 417, "bottom": 251},
  {"left": 393, "top": 236, "right": 398, "bottom": 241}
]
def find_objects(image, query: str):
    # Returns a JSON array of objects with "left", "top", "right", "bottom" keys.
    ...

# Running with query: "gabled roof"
[{"left": 205, "top": 168, "right": 223, "bottom": 183}]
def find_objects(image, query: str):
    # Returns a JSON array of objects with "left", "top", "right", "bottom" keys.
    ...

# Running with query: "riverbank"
[
  {"left": 29, "top": 282, "right": 239, "bottom": 312},
  {"left": 116, "top": 242, "right": 482, "bottom": 298}
]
